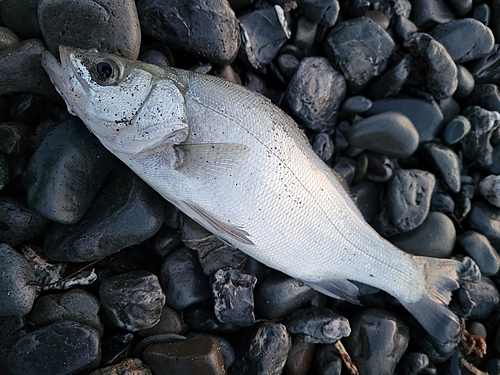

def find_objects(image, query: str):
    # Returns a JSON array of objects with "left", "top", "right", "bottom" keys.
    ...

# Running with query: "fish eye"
[{"left": 92, "top": 57, "right": 122, "bottom": 85}]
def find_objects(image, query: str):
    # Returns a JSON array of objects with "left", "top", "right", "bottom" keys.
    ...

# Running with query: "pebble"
[
  {"left": 314, "top": 344, "right": 342, "bottom": 375},
  {"left": 212, "top": 267, "right": 257, "bottom": 327},
  {"left": 443, "top": 115, "right": 471, "bottom": 145},
  {"left": 346, "top": 112, "right": 419, "bottom": 158},
  {"left": 396, "top": 352, "right": 433, "bottom": 375},
  {"left": 454, "top": 65, "right": 475, "bottom": 98},
  {"left": 344, "top": 308, "right": 409, "bottom": 375},
  {"left": 439, "top": 96, "right": 461, "bottom": 125},
  {"left": 294, "top": 16, "right": 318, "bottom": 50},
  {"left": 38, "top": 0, "right": 141, "bottom": 60},
  {"left": 286, "top": 57, "right": 346, "bottom": 134},
  {"left": 24, "top": 118, "right": 115, "bottom": 224},
  {"left": 160, "top": 247, "right": 211, "bottom": 310},
  {"left": 276, "top": 54, "right": 299, "bottom": 79},
  {"left": 469, "top": 44, "right": 500, "bottom": 85},
  {"left": 1, "top": 0, "right": 40, "bottom": 38},
  {"left": 100, "top": 332, "right": 135, "bottom": 366},
  {"left": 387, "top": 169, "right": 436, "bottom": 232},
  {"left": 296, "top": 0, "right": 339, "bottom": 27},
  {"left": 422, "top": 143, "right": 461, "bottom": 193},
  {"left": 187, "top": 332, "right": 235, "bottom": 369},
  {"left": 143, "top": 336, "right": 226, "bottom": 375},
  {"left": 284, "top": 340, "right": 315, "bottom": 375},
  {"left": 152, "top": 226, "right": 182, "bottom": 260},
  {"left": 404, "top": 32, "right": 458, "bottom": 100},
  {"left": 468, "top": 200, "right": 500, "bottom": 250},
  {"left": 340, "top": 95, "right": 372, "bottom": 118},
  {"left": 0, "top": 122, "right": 32, "bottom": 155},
  {"left": 389, "top": 211, "right": 456, "bottom": 258},
  {"left": 429, "top": 18, "right": 494, "bottom": 63},
  {"left": 7, "top": 320, "right": 101, "bottom": 375},
  {"left": 410, "top": 0, "right": 455, "bottom": 31},
  {"left": 324, "top": 17, "right": 395, "bottom": 93},
  {"left": 100, "top": 270, "right": 165, "bottom": 332},
  {"left": 0, "top": 154, "right": 8, "bottom": 190},
  {"left": 351, "top": 180, "right": 381, "bottom": 222},
  {"left": 333, "top": 157, "right": 356, "bottom": 185},
  {"left": 365, "top": 153, "right": 395, "bottom": 183},
  {"left": 90, "top": 358, "right": 152, "bottom": 375},
  {"left": 473, "top": 3, "right": 491, "bottom": 26},
  {"left": 461, "top": 277, "right": 499, "bottom": 320},
  {"left": 184, "top": 300, "right": 239, "bottom": 333},
  {"left": 366, "top": 10, "right": 389, "bottom": 30},
  {"left": 311, "top": 133, "right": 334, "bottom": 163},
  {"left": 0, "top": 316, "right": 27, "bottom": 373},
  {"left": 430, "top": 192, "right": 455, "bottom": 215},
  {"left": 479, "top": 175, "right": 500, "bottom": 207},
  {"left": 137, "top": 305, "right": 182, "bottom": 337},
  {"left": 465, "top": 83, "right": 500, "bottom": 113},
  {"left": 30, "top": 288, "right": 103, "bottom": 335}
]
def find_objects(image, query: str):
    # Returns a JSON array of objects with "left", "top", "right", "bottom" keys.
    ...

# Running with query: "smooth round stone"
[
  {"left": 294, "top": 16, "right": 318, "bottom": 50},
  {"left": 324, "top": 17, "right": 395, "bottom": 93},
  {"left": 254, "top": 273, "right": 317, "bottom": 319},
  {"left": 286, "top": 57, "right": 346, "bottom": 134},
  {"left": 0, "top": 154, "right": 8, "bottom": 190},
  {"left": 480, "top": 175, "right": 500, "bottom": 207},
  {"left": 314, "top": 344, "right": 342, "bottom": 375},
  {"left": 186, "top": 332, "right": 235, "bottom": 369},
  {"left": 454, "top": 65, "right": 475, "bottom": 98},
  {"left": 411, "top": 0, "right": 455, "bottom": 31},
  {"left": 212, "top": 65, "right": 241, "bottom": 85},
  {"left": 0, "top": 243, "right": 36, "bottom": 316},
  {"left": 160, "top": 247, "right": 210, "bottom": 310},
  {"left": 0, "top": 196, "right": 49, "bottom": 247},
  {"left": 38, "top": 0, "right": 141, "bottom": 59},
  {"left": 430, "top": 18, "right": 494, "bottom": 63},
  {"left": 447, "top": 0, "right": 473, "bottom": 16},
  {"left": 344, "top": 308, "right": 409, "bottom": 375},
  {"left": 387, "top": 169, "right": 436, "bottom": 232},
  {"left": 277, "top": 53, "right": 299, "bottom": 79},
  {"left": 340, "top": 95, "right": 372, "bottom": 118},
  {"left": 90, "top": 358, "right": 152, "bottom": 375},
  {"left": 422, "top": 143, "right": 461, "bottom": 193},
  {"left": 0, "top": 27, "right": 19, "bottom": 51},
  {"left": 457, "top": 231, "right": 500, "bottom": 276},
  {"left": 390, "top": 212, "right": 456, "bottom": 257},
  {"left": 139, "top": 49, "right": 170, "bottom": 67},
  {"left": 100, "top": 270, "right": 166, "bottom": 332},
  {"left": 153, "top": 226, "right": 182, "bottom": 261},
  {"left": 285, "top": 340, "right": 315, "bottom": 375},
  {"left": 404, "top": 32, "right": 457, "bottom": 99},
  {"left": 439, "top": 96, "right": 461, "bottom": 125},
  {"left": 1, "top": 0, "right": 40, "bottom": 38},
  {"left": 443, "top": 115, "right": 471, "bottom": 145},
  {"left": 473, "top": 3, "right": 491, "bottom": 26},
  {"left": 462, "top": 277, "right": 499, "bottom": 320},
  {"left": 143, "top": 336, "right": 225, "bottom": 375},
  {"left": 7, "top": 321, "right": 101, "bottom": 375},
  {"left": 366, "top": 10, "right": 389, "bottom": 29},
  {"left": 468, "top": 200, "right": 500, "bottom": 250},
  {"left": 333, "top": 156, "right": 356, "bottom": 185},
  {"left": 295, "top": 0, "right": 339, "bottom": 27},
  {"left": 465, "top": 84, "right": 500, "bottom": 113},
  {"left": 311, "top": 133, "right": 334, "bottom": 163},
  {"left": 346, "top": 112, "right": 419, "bottom": 158}
]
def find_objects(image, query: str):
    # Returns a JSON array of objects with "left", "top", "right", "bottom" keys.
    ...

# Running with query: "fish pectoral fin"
[
  {"left": 175, "top": 143, "right": 249, "bottom": 178},
  {"left": 306, "top": 279, "right": 361, "bottom": 306},
  {"left": 180, "top": 200, "right": 254, "bottom": 246}
]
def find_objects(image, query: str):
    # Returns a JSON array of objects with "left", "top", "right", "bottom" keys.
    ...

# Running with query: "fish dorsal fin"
[
  {"left": 306, "top": 279, "right": 361, "bottom": 305},
  {"left": 175, "top": 143, "right": 249, "bottom": 178},
  {"left": 180, "top": 200, "right": 254, "bottom": 245}
]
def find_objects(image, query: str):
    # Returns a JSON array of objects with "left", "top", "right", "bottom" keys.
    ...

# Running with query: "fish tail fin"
[{"left": 400, "top": 256, "right": 480, "bottom": 343}]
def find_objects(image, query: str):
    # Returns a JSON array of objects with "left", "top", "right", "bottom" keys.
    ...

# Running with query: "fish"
[{"left": 41, "top": 46, "right": 480, "bottom": 343}]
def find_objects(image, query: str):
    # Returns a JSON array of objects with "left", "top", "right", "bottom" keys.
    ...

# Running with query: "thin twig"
[{"left": 334, "top": 340, "right": 359, "bottom": 375}]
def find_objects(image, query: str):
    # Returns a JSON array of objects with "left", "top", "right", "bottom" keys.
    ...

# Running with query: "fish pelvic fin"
[
  {"left": 401, "top": 256, "right": 481, "bottom": 344},
  {"left": 305, "top": 278, "right": 361, "bottom": 306}
]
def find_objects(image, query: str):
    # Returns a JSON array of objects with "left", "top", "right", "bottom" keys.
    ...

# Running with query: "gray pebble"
[
  {"left": 447, "top": 0, "right": 473, "bottom": 16},
  {"left": 387, "top": 169, "right": 436, "bottom": 232},
  {"left": 465, "top": 83, "right": 500, "bottom": 113},
  {"left": 479, "top": 175, "right": 500, "bottom": 207},
  {"left": 454, "top": 65, "right": 475, "bottom": 98},
  {"left": 333, "top": 156, "right": 356, "bottom": 185},
  {"left": 314, "top": 344, "right": 342, "bottom": 375},
  {"left": 346, "top": 112, "right": 419, "bottom": 158},
  {"left": 30, "top": 288, "right": 103, "bottom": 335},
  {"left": 7, "top": 320, "right": 101, "bottom": 375},
  {"left": 312, "top": 133, "right": 334, "bottom": 163},
  {"left": 443, "top": 115, "right": 471, "bottom": 145},
  {"left": 396, "top": 352, "right": 433, "bottom": 375},
  {"left": 100, "top": 270, "right": 166, "bottom": 332},
  {"left": 153, "top": 226, "right": 182, "bottom": 261},
  {"left": 296, "top": 0, "right": 339, "bottom": 27},
  {"left": 430, "top": 192, "right": 455, "bottom": 214},
  {"left": 1, "top": 0, "right": 40, "bottom": 38},
  {"left": 0, "top": 243, "right": 36, "bottom": 316},
  {"left": 38, "top": 0, "right": 141, "bottom": 59},
  {"left": 365, "top": 153, "right": 395, "bottom": 183},
  {"left": 139, "top": 49, "right": 170, "bottom": 67},
  {"left": 469, "top": 44, "right": 500, "bottom": 85},
  {"left": 276, "top": 54, "right": 299, "bottom": 79},
  {"left": 340, "top": 95, "right": 372, "bottom": 118},
  {"left": 366, "top": 53, "right": 412, "bottom": 100},
  {"left": 0, "top": 27, "right": 19, "bottom": 51},
  {"left": 410, "top": 0, "right": 455, "bottom": 31},
  {"left": 352, "top": 180, "right": 381, "bottom": 222},
  {"left": 366, "top": 10, "right": 389, "bottom": 30},
  {"left": 439, "top": 96, "right": 461, "bottom": 125},
  {"left": 461, "top": 277, "right": 499, "bottom": 320},
  {"left": 389, "top": 211, "right": 456, "bottom": 258},
  {"left": 473, "top": 3, "right": 491, "bottom": 26},
  {"left": 294, "top": 16, "right": 318, "bottom": 49},
  {"left": 457, "top": 231, "right": 500, "bottom": 276},
  {"left": 187, "top": 332, "right": 235, "bottom": 369},
  {"left": 422, "top": 143, "right": 461, "bottom": 193},
  {"left": 286, "top": 57, "right": 346, "bottom": 134}
]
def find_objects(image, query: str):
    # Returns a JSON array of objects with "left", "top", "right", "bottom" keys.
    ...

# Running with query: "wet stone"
[
  {"left": 100, "top": 332, "right": 135, "bottom": 366},
  {"left": 0, "top": 316, "right": 26, "bottom": 371},
  {"left": 296, "top": 0, "right": 339, "bottom": 27},
  {"left": 1, "top": 0, "right": 40, "bottom": 38},
  {"left": 187, "top": 332, "right": 235, "bottom": 369},
  {"left": 333, "top": 157, "right": 356, "bottom": 185},
  {"left": 153, "top": 226, "right": 182, "bottom": 261},
  {"left": 24, "top": 118, "right": 115, "bottom": 224},
  {"left": 285, "top": 340, "right": 315, "bottom": 375},
  {"left": 352, "top": 180, "right": 381, "bottom": 222},
  {"left": 285, "top": 307, "right": 350, "bottom": 344},
  {"left": 160, "top": 247, "right": 210, "bottom": 310},
  {"left": 462, "top": 277, "right": 499, "bottom": 320},
  {"left": 404, "top": 33, "right": 458, "bottom": 100},
  {"left": 430, "top": 18, "right": 494, "bottom": 63},
  {"left": 324, "top": 17, "right": 395, "bottom": 93},
  {"left": 0, "top": 196, "right": 49, "bottom": 247},
  {"left": 462, "top": 106, "right": 500, "bottom": 169},
  {"left": 7, "top": 320, "right": 101, "bottom": 375},
  {"left": 387, "top": 169, "right": 436, "bottom": 232},
  {"left": 410, "top": 0, "right": 455, "bottom": 31},
  {"left": 311, "top": 133, "right": 334, "bottom": 164},
  {"left": 254, "top": 273, "right": 317, "bottom": 319},
  {"left": 90, "top": 358, "right": 152, "bottom": 375},
  {"left": 314, "top": 344, "right": 342, "bottom": 375},
  {"left": 480, "top": 175, "right": 500, "bottom": 207},
  {"left": 443, "top": 115, "right": 471, "bottom": 145},
  {"left": 346, "top": 112, "right": 419, "bottom": 158},
  {"left": 389, "top": 211, "right": 456, "bottom": 258},
  {"left": 457, "top": 231, "right": 500, "bottom": 276},
  {"left": 454, "top": 65, "right": 475, "bottom": 98},
  {"left": 0, "top": 243, "right": 36, "bottom": 316},
  {"left": 137, "top": 305, "right": 182, "bottom": 337},
  {"left": 422, "top": 143, "right": 461, "bottom": 193},
  {"left": 340, "top": 95, "right": 372, "bottom": 118},
  {"left": 465, "top": 84, "right": 500, "bottom": 113},
  {"left": 286, "top": 57, "right": 346, "bottom": 134},
  {"left": 30, "top": 288, "right": 103, "bottom": 335},
  {"left": 100, "top": 270, "right": 166, "bottom": 332},
  {"left": 396, "top": 352, "right": 433, "bottom": 375},
  {"left": 344, "top": 308, "right": 409, "bottom": 375},
  {"left": 184, "top": 300, "right": 240, "bottom": 333},
  {"left": 468, "top": 201, "right": 500, "bottom": 249}
]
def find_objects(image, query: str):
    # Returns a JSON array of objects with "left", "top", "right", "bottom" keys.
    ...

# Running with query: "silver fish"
[{"left": 42, "top": 46, "right": 479, "bottom": 343}]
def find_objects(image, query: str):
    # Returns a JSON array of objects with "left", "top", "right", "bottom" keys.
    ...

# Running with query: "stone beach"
[{"left": 3, "top": 0, "right": 500, "bottom": 374}]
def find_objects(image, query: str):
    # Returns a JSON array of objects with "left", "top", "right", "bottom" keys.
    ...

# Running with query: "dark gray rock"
[
  {"left": 462, "top": 106, "right": 500, "bottom": 169},
  {"left": 422, "top": 143, "right": 461, "bottom": 193},
  {"left": 366, "top": 10, "right": 389, "bottom": 30},
  {"left": 461, "top": 277, "right": 499, "bottom": 320},
  {"left": 430, "top": 18, "right": 494, "bottom": 63},
  {"left": 0, "top": 196, "right": 49, "bottom": 247},
  {"left": 404, "top": 33, "right": 458, "bottom": 100},
  {"left": 410, "top": 0, "right": 455, "bottom": 31},
  {"left": 346, "top": 112, "right": 419, "bottom": 158},
  {"left": 312, "top": 133, "right": 334, "bottom": 163},
  {"left": 153, "top": 226, "right": 182, "bottom": 261},
  {"left": 211, "top": 267, "right": 257, "bottom": 327},
  {"left": 30, "top": 288, "right": 103, "bottom": 335},
  {"left": 186, "top": 332, "right": 235, "bottom": 369},
  {"left": 254, "top": 273, "right": 317, "bottom": 319},
  {"left": 465, "top": 84, "right": 500, "bottom": 113},
  {"left": 1, "top": 0, "right": 40, "bottom": 38},
  {"left": 314, "top": 344, "right": 342, "bottom": 375},
  {"left": 365, "top": 153, "right": 395, "bottom": 183},
  {"left": 339, "top": 0, "right": 369, "bottom": 18},
  {"left": 365, "top": 53, "right": 410, "bottom": 99},
  {"left": 439, "top": 96, "right": 461, "bottom": 125},
  {"left": 137, "top": 305, "right": 182, "bottom": 337},
  {"left": 394, "top": 16, "right": 418, "bottom": 44},
  {"left": 469, "top": 44, "right": 500, "bottom": 85},
  {"left": 473, "top": 3, "right": 491, "bottom": 26},
  {"left": 457, "top": 231, "right": 500, "bottom": 276},
  {"left": 285, "top": 307, "right": 350, "bottom": 344},
  {"left": 344, "top": 308, "right": 409, "bottom": 375},
  {"left": 389, "top": 212, "right": 456, "bottom": 257},
  {"left": 276, "top": 54, "right": 299, "bottom": 79},
  {"left": 286, "top": 57, "right": 345, "bottom": 134},
  {"left": 185, "top": 300, "right": 240, "bottom": 333},
  {"left": 396, "top": 352, "right": 434, "bottom": 375},
  {"left": 0, "top": 154, "right": 8, "bottom": 190},
  {"left": 454, "top": 65, "right": 475, "bottom": 98},
  {"left": 468, "top": 200, "right": 500, "bottom": 250},
  {"left": 340, "top": 95, "right": 372, "bottom": 118},
  {"left": 443, "top": 115, "right": 471, "bottom": 145},
  {"left": 294, "top": 16, "right": 317, "bottom": 50},
  {"left": 387, "top": 169, "right": 436, "bottom": 232},
  {"left": 0, "top": 122, "right": 32, "bottom": 155},
  {"left": 296, "top": 0, "right": 339, "bottom": 27},
  {"left": 333, "top": 157, "right": 356, "bottom": 185},
  {"left": 430, "top": 192, "right": 455, "bottom": 214},
  {"left": 139, "top": 49, "right": 170, "bottom": 67},
  {"left": 0, "top": 243, "right": 36, "bottom": 316},
  {"left": 480, "top": 175, "right": 500, "bottom": 207},
  {"left": 160, "top": 247, "right": 210, "bottom": 310},
  {"left": 352, "top": 180, "right": 381, "bottom": 222},
  {"left": 24, "top": 118, "right": 115, "bottom": 224},
  {"left": 7, "top": 320, "right": 101, "bottom": 375},
  {"left": 43, "top": 166, "right": 164, "bottom": 262},
  {"left": 324, "top": 17, "right": 395, "bottom": 93},
  {"left": 0, "top": 316, "right": 27, "bottom": 372},
  {"left": 100, "top": 270, "right": 166, "bottom": 332},
  {"left": 38, "top": 0, "right": 141, "bottom": 59}
]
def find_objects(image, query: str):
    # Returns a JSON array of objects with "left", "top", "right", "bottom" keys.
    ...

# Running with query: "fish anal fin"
[
  {"left": 306, "top": 279, "right": 361, "bottom": 306},
  {"left": 175, "top": 143, "right": 249, "bottom": 178},
  {"left": 180, "top": 201, "right": 254, "bottom": 246}
]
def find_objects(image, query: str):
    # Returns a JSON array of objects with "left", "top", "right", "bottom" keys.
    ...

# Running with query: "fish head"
[{"left": 41, "top": 46, "right": 188, "bottom": 154}]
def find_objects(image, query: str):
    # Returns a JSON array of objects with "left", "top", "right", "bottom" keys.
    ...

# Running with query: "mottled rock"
[
  {"left": 90, "top": 358, "right": 152, "bottom": 375},
  {"left": 443, "top": 115, "right": 471, "bottom": 145},
  {"left": 410, "top": 0, "right": 455, "bottom": 31},
  {"left": 422, "top": 143, "right": 461, "bottom": 193},
  {"left": 1, "top": 0, "right": 40, "bottom": 38},
  {"left": 457, "top": 231, "right": 500, "bottom": 276},
  {"left": 480, "top": 175, "right": 500, "bottom": 207},
  {"left": 311, "top": 133, "right": 334, "bottom": 163},
  {"left": 296, "top": 0, "right": 339, "bottom": 27}
]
